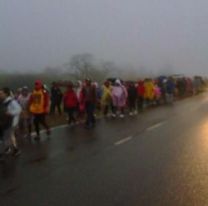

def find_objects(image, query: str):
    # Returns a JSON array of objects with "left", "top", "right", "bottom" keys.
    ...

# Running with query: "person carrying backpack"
[{"left": 0, "top": 87, "right": 22, "bottom": 156}]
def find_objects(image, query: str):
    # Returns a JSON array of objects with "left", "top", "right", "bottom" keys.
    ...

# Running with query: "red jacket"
[
  {"left": 81, "top": 85, "right": 96, "bottom": 104},
  {"left": 63, "top": 89, "right": 78, "bottom": 108},
  {"left": 137, "top": 81, "right": 145, "bottom": 97}
]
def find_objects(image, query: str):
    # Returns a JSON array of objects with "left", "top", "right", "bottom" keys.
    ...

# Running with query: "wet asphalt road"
[{"left": 1, "top": 93, "right": 208, "bottom": 206}]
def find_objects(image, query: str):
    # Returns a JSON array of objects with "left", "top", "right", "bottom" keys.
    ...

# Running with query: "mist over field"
[{"left": 1, "top": 0, "right": 208, "bottom": 78}]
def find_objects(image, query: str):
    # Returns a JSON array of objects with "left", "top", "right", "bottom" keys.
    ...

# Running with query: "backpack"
[{"left": 0, "top": 100, "right": 13, "bottom": 132}]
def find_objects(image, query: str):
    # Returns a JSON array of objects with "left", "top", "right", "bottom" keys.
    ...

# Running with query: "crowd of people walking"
[{"left": 0, "top": 75, "right": 206, "bottom": 157}]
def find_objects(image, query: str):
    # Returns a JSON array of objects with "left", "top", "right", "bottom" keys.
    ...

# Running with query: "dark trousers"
[
  {"left": 19, "top": 117, "right": 32, "bottom": 136},
  {"left": 137, "top": 96, "right": 144, "bottom": 111},
  {"left": 67, "top": 107, "right": 77, "bottom": 124},
  {"left": 103, "top": 105, "right": 109, "bottom": 116},
  {"left": 33, "top": 114, "right": 50, "bottom": 136},
  {"left": 112, "top": 106, "right": 124, "bottom": 115},
  {"left": 0, "top": 127, "right": 3, "bottom": 141},
  {"left": 50, "top": 101, "right": 62, "bottom": 115},
  {"left": 85, "top": 102, "right": 95, "bottom": 127},
  {"left": 103, "top": 103, "right": 115, "bottom": 116},
  {"left": 128, "top": 98, "right": 137, "bottom": 112}
]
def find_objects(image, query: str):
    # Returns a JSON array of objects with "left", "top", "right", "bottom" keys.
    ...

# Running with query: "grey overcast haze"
[{"left": 1, "top": 0, "right": 208, "bottom": 75}]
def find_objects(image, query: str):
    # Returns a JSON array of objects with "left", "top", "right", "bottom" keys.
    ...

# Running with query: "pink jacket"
[{"left": 111, "top": 85, "right": 128, "bottom": 107}]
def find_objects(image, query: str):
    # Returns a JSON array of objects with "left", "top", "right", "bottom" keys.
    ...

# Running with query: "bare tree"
[
  {"left": 68, "top": 53, "right": 95, "bottom": 79},
  {"left": 64, "top": 53, "right": 110, "bottom": 82}
]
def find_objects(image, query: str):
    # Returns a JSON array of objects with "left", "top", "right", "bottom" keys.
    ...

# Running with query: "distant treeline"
[
  {"left": 1, "top": 53, "right": 207, "bottom": 91},
  {"left": 0, "top": 73, "right": 72, "bottom": 91},
  {"left": 0, "top": 53, "right": 112, "bottom": 90}
]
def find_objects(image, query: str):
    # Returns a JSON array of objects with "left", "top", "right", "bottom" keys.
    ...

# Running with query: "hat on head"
[
  {"left": 22, "top": 86, "right": 28, "bottom": 90},
  {"left": 35, "top": 80, "right": 42, "bottom": 86},
  {"left": 115, "top": 79, "right": 121, "bottom": 85}
]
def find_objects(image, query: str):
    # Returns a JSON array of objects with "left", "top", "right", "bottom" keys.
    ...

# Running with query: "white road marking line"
[
  {"left": 146, "top": 121, "right": 166, "bottom": 132},
  {"left": 114, "top": 136, "right": 133, "bottom": 146},
  {"left": 51, "top": 124, "right": 68, "bottom": 130},
  {"left": 31, "top": 124, "right": 68, "bottom": 137}
]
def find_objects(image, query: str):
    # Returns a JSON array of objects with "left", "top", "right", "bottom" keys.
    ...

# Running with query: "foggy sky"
[{"left": 1, "top": 0, "right": 208, "bottom": 75}]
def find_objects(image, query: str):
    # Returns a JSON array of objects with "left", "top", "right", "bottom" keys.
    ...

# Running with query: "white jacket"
[{"left": 4, "top": 97, "right": 22, "bottom": 128}]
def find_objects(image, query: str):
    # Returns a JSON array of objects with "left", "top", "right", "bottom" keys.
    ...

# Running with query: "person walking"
[
  {"left": 127, "top": 81, "right": 137, "bottom": 116},
  {"left": 153, "top": 81, "right": 161, "bottom": 105},
  {"left": 50, "top": 82, "right": 63, "bottom": 115},
  {"left": 166, "top": 77, "right": 175, "bottom": 104},
  {"left": 81, "top": 79, "right": 97, "bottom": 129},
  {"left": 111, "top": 79, "right": 128, "bottom": 118},
  {"left": 76, "top": 81, "right": 85, "bottom": 123},
  {"left": 137, "top": 80, "right": 145, "bottom": 111},
  {"left": 63, "top": 83, "right": 78, "bottom": 126},
  {"left": 18, "top": 86, "right": 32, "bottom": 138},
  {"left": 144, "top": 79, "right": 154, "bottom": 107},
  {"left": 0, "top": 87, "right": 22, "bottom": 156},
  {"left": 29, "top": 80, "right": 51, "bottom": 140},
  {"left": 101, "top": 81, "right": 112, "bottom": 117}
]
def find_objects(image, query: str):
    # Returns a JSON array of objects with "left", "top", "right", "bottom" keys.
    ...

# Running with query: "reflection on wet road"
[{"left": 1, "top": 93, "right": 208, "bottom": 206}]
